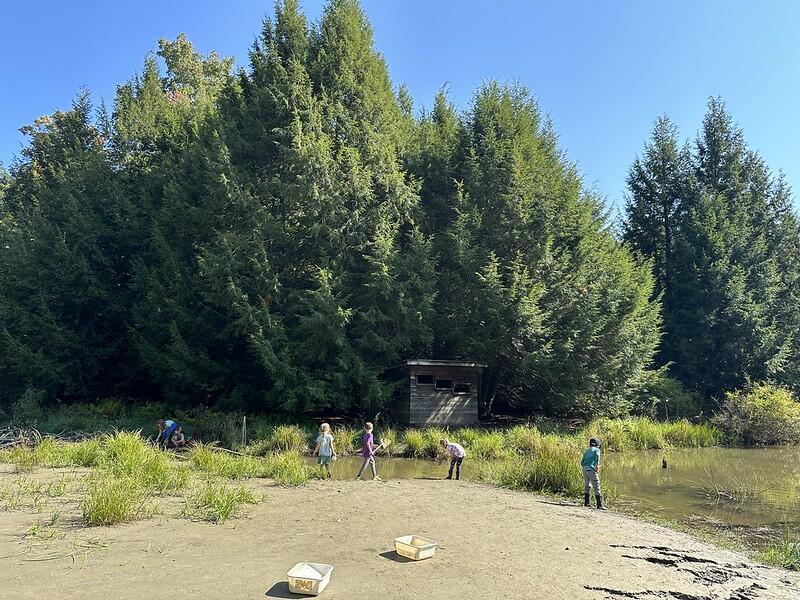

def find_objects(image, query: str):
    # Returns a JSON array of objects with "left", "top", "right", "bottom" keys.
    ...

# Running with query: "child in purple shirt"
[
  {"left": 355, "top": 422, "right": 383, "bottom": 481},
  {"left": 440, "top": 438, "right": 466, "bottom": 480}
]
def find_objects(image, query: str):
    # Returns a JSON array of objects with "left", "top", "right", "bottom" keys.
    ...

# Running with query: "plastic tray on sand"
[
  {"left": 286, "top": 562, "right": 334, "bottom": 596},
  {"left": 394, "top": 535, "right": 438, "bottom": 561}
]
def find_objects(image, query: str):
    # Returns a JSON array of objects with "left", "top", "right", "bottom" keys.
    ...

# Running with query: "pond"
[{"left": 311, "top": 447, "right": 800, "bottom": 546}]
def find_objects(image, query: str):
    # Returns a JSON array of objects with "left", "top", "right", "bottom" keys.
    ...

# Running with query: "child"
[
  {"left": 156, "top": 419, "right": 177, "bottom": 450},
  {"left": 170, "top": 426, "right": 186, "bottom": 449},
  {"left": 581, "top": 438, "right": 607, "bottom": 510},
  {"left": 440, "top": 439, "right": 466, "bottom": 480},
  {"left": 312, "top": 423, "right": 337, "bottom": 478},
  {"left": 355, "top": 422, "right": 383, "bottom": 481}
]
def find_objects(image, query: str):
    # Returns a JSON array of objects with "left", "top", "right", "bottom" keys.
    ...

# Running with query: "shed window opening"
[
  {"left": 435, "top": 379, "right": 454, "bottom": 390},
  {"left": 453, "top": 382, "right": 471, "bottom": 395},
  {"left": 416, "top": 373, "right": 435, "bottom": 385}
]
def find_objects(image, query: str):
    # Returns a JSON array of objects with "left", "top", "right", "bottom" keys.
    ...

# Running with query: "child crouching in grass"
[
  {"left": 312, "top": 423, "right": 337, "bottom": 479},
  {"left": 440, "top": 439, "right": 466, "bottom": 480}
]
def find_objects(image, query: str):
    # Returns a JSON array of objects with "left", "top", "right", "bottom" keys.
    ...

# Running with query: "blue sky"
[{"left": 2, "top": 1, "right": 799, "bottom": 210}]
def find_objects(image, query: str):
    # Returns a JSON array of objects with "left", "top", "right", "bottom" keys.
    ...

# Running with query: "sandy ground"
[{"left": 1, "top": 467, "right": 798, "bottom": 600}]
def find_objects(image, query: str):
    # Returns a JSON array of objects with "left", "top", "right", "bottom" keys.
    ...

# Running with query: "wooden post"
[{"left": 242, "top": 415, "right": 247, "bottom": 448}]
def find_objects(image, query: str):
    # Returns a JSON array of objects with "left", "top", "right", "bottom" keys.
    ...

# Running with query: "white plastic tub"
[
  {"left": 286, "top": 562, "right": 334, "bottom": 596},
  {"left": 394, "top": 535, "right": 438, "bottom": 561}
]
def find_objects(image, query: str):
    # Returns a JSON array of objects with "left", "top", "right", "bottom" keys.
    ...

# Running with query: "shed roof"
[{"left": 397, "top": 359, "right": 486, "bottom": 369}]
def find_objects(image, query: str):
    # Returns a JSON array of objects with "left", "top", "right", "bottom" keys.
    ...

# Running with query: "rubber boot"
[
  {"left": 595, "top": 494, "right": 608, "bottom": 510},
  {"left": 584, "top": 493, "right": 591, "bottom": 507}
]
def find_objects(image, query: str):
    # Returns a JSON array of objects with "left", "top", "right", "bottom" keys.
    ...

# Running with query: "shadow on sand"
[
  {"left": 378, "top": 550, "right": 415, "bottom": 563},
  {"left": 264, "top": 582, "right": 306, "bottom": 599}
]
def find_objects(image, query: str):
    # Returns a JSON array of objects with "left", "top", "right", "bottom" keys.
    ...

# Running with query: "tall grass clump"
[
  {"left": 506, "top": 425, "right": 542, "bottom": 455},
  {"left": 625, "top": 417, "right": 666, "bottom": 449},
  {"left": 182, "top": 480, "right": 258, "bottom": 523},
  {"left": 662, "top": 420, "right": 721, "bottom": 447},
  {"left": 259, "top": 452, "right": 312, "bottom": 486},
  {"left": 265, "top": 425, "right": 309, "bottom": 453},
  {"left": 189, "top": 444, "right": 260, "bottom": 479},
  {"left": 34, "top": 437, "right": 103, "bottom": 468},
  {"left": 332, "top": 425, "right": 361, "bottom": 456},
  {"left": 81, "top": 476, "right": 149, "bottom": 526},
  {"left": 760, "top": 535, "right": 800, "bottom": 570},
  {"left": 0, "top": 446, "right": 38, "bottom": 473},
  {"left": 477, "top": 443, "right": 582, "bottom": 496},
  {"left": 467, "top": 431, "right": 513, "bottom": 460},
  {"left": 403, "top": 429, "right": 426, "bottom": 457},
  {"left": 582, "top": 418, "right": 632, "bottom": 451},
  {"left": 101, "top": 431, "right": 187, "bottom": 492}
]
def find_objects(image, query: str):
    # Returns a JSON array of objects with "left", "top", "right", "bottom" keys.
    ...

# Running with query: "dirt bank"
[{"left": 1, "top": 469, "right": 797, "bottom": 600}]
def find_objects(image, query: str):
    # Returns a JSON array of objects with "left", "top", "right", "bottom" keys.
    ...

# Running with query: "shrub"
[
  {"left": 713, "top": 384, "right": 800, "bottom": 445},
  {"left": 81, "top": 476, "right": 149, "bottom": 526},
  {"left": 182, "top": 480, "right": 258, "bottom": 523},
  {"left": 634, "top": 374, "right": 702, "bottom": 419}
]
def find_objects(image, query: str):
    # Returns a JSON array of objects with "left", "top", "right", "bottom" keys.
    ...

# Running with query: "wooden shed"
[{"left": 390, "top": 360, "right": 485, "bottom": 426}]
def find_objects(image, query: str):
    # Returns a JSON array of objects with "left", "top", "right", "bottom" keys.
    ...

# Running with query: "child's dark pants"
[{"left": 447, "top": 456, "right": 464, "bottom": 480}]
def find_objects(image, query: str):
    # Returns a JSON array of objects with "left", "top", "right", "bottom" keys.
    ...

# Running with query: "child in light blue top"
[{"left": 581, "top": 438, "right": 607, "bottom": 510}]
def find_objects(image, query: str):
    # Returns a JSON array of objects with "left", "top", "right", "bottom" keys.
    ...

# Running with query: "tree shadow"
[
  {"left": 378, "top": 550, "right": 414, "bottom": 563},
  {"left": 264, "top": 582, "right": 306, "bottom": 599}
]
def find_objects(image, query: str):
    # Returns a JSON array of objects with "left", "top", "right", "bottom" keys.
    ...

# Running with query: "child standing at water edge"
[
  {"left": 581, "top": 438, "right": 607, "bottom": 510},
  {"left": 312, "top": 423, "right": 337, "bottom": 478},
  {"left": 440, "top": 439, "right": 466, "bottom": 480},
  {"left": 356, "top": 422, "right": 383, "bottom": 481}
]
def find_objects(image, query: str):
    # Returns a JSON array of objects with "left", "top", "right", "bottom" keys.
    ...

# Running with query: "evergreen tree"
[{"left": 0, "top": 94, "right": 130, "bottom": 403}]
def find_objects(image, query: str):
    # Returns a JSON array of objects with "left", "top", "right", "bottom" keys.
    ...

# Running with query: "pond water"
[{"left": 312, "top": 448, "right": 800, "bottom": 545}]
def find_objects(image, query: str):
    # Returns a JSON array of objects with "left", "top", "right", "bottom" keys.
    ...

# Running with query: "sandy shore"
[{"left": 1, "top": 469, "right": 798, "bottom": 600}]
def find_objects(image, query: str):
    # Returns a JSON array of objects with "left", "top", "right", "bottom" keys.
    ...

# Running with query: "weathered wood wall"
[{"left": 408, "top": 366, "right": 480, "bottom": 426}]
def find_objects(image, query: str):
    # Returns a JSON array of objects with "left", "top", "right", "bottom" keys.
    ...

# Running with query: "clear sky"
[{"left": 2, "top": 1, "right": 799, "bottom": 210}]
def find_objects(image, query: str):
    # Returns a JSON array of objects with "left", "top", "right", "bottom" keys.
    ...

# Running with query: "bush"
[
  {"left": 713, "top": 384, "right": 800, "bottom": 445},
  {"left": 182, "top": 480, "right": 258, "bottom": 523},
  {"left": 634, "top": 374, "right": 702, "bottom": 419}
]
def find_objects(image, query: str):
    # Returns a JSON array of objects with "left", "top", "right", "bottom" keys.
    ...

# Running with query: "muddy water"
[{"left": 312, "top": 448, "right": 800, "bottom": 543}]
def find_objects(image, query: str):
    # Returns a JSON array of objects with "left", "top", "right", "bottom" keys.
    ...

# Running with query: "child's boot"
[
  {"left": 584, "top": 493, "right": 590, "bottom": 507},
  {"left": 595, "top": 494, "right": 608, "bottom": 510}
]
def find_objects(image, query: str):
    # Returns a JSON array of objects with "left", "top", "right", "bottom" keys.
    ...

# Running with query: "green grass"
[
  {"left": 331, "top": 425, "right": 361, "bottom": 456},
  {"left": 182, "top": 480, "right": 259, "bottom": 523},
  {"left": 101, "top": 431, "right": 188, "bottom": 493},
  {"left": 402, "top": 428, "right": 426, "bottom": 457},
  {"left": 476, "top": 443, "right": 583, "bottom": 495},
  {"left": 81, "top": 475, "right": 150, "bottom": 526},
  {"left": 759, "top": 535, "right": 800, "bottom": 570},
  {"left": 189, "top": 445, "right": 312, "bottom": 485}
]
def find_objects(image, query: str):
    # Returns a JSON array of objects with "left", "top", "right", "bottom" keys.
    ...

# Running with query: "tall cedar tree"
[{"left": 626, "top": 99, "right": 800, "bottom": 404}]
